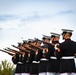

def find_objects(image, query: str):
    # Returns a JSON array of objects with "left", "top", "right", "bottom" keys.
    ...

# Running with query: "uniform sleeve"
[
  {"left": 22, "top": 53, "right": 28, "bottom": 64},
  {"left": 12, "top": 54, "right": 19, "bottom": 64},
  {"left": 28, "top": 51, "right": 35, "bottom": 63},
  {"left": 34, "top": 50, "right": 42, "bottom": 61},
  {"left": 55, "top": 44, "right": 63, "bottom": 60}
]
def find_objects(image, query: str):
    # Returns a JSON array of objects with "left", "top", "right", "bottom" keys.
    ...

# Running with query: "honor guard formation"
[{"left": 0, "top": 29, "right": 76, "bottom": 75}]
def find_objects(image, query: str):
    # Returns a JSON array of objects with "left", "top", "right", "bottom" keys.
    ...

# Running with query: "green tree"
[{"left": 0, "top": 60, "right": 14, "bottom": 75}]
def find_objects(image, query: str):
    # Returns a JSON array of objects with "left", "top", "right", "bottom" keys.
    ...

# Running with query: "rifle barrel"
[{"left": 0, "top": 49, "right": 15, "bottom": 56}]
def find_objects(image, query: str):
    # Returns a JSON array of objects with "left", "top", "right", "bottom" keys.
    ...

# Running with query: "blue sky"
[{"left": 0, "top": 0, "right": 76, "bottom": 62}]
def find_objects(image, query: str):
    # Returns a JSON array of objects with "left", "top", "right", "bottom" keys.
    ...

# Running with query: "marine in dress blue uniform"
[
  {"left": 12, "top": 53, "right": 23, "bottom": 75},
  {"left": 47, "top": 32, "right": 60, "bottom": 75},
  {"left": 55, "top": 29, "right": 76, "bottom": 75},
  {"left": 39, "top": 36, "right": 50, "bottom": 75}
]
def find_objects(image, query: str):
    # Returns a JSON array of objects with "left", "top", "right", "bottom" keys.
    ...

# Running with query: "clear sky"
[{"left": 0, "top": 0, "right": 76, "bottom": 62}]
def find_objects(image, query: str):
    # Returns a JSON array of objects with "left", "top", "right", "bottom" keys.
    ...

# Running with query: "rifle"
[
  {"left": 24, "top": 46, "right": 36, "bottom": 52},
  {"left": 0, "top": 49, "right": 15, "bottom": 56},
  {"left": 11, "top": 45, "right": 19, "bottom": 49},
  {"left": 23, "top": 43, "right": 36, "bottom": 52},
  {"left": 5, "top": 47, "right": 23, "bottom": 55},
  {"left": 34, "top": 38, "right": 60, "bottom": 52},
  {"left": 29, "top": 43, "right": 43, "bottom": 51},
  {"left": 11, "top": 45, "right": 30, "bottom": 53},
  {"left": 35, "top": 38, "right": 55, "bottom": 46}
]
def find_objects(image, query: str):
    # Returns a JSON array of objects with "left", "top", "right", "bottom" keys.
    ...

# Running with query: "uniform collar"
[{"left": 65, "top": 39, "right": 71, "bottom": 41}]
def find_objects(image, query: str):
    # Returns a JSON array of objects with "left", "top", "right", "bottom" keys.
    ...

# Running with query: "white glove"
[
  {"left": 50, "top": 40, "right": 52, "bottom": 43},
  {"left": 54, "top": 43, "right": 59, "bottom": 50},
  {"left": 43, "top": 48, "right": 46, "bottom": 53}
]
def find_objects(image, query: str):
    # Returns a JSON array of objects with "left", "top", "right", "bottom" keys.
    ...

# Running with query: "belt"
[
  {"left": 74, "top": 58, "right": 76, "bottom": 68},
  {"left": 50, "top": 56, "right": 57, "bottom": 59},
  {"left": 32, "top": 61, "right": 40, "bottom": 63},
  {"left": 17, "top": 62, "right": 23, "bottom": 64},
  {"left": 61, "top": 56, "right": 74, "bottom": 59},
  {"left": 40, "top": 58, "right": 49, "bottom": 61},
  {"left": 61, "top": 56, "right": 76, "bottom": 68}
]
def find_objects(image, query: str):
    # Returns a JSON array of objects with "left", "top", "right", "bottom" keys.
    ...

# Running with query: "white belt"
[
  {"left": 32, "top": 61, "right": 40, "bottom": 63},
  {"left": 50, "top": 56, "right": 57, "bottom": 59},
  {"left": 18, "top": 62, "right": 23, "bottom": 64},
  {"left": 61, "top": 56, "right": 74, "bottom": 59},
  {"left": 40, "top": 58, "right": 49, "bottom": 61},
  {"left": 74, "top": 58, "right": 76, "bottom": 68}
]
